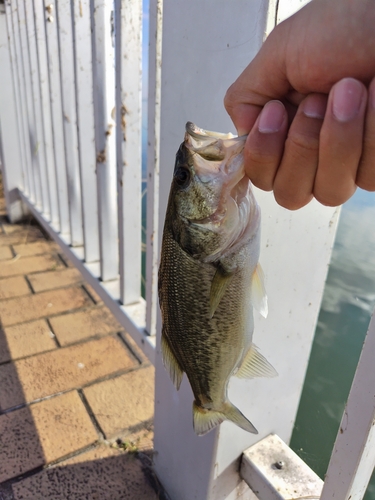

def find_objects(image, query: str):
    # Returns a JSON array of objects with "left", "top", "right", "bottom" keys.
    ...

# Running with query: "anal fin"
[
  {"left": 235, "top": 344, "right": 277, "bottom": 379},
  {"left": 161, "top": 334, "right": 183, "bottom": 390},
  {"left": 209, "top": 268, "right": 234, "bottom": 318},
  {"left": 193, "top": 400, "right": 258, "bottom": 436},
  {"left": 252, "top": 263, "right": 268, "bottom": 318}
]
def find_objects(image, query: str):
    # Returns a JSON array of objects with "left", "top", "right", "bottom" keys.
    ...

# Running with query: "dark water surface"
[{"left": 290, "top": 189, "right": 375, "bottom": 498}]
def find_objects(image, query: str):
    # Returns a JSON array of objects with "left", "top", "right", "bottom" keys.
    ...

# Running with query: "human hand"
[{"left": 224, "top": 0, "right": 375, "bottom": 210}]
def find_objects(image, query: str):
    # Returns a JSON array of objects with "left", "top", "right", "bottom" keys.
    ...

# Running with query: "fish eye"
[{"left": 174, "top": 166, "right": 191, "bottom": 188}]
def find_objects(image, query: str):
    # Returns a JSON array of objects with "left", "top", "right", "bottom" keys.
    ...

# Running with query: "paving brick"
[
  {"left": 28, "top": 268, "right": 82, "bottom": 293},
  {"left": 83, "top": 283, "right": 103, "bottom": 303},
  {"left": 0, "top": 391, "right": 98, "bottom": 482},
  {"left": 0, "top": 245, "right": 13, "bottom": 260},
  {"left": 12, "top": 240, "right": 59, "bottom": 257},
  {"left": 120, "top": 331, "right": 149, "bottom": 364},
  {"left": 50, "top": 306, "right": 122, "bottom": 346},
  {"left": 0, "top": 319, "right": 56, "bottom": 363},
  {"left": 0, "top": 287, "right": 90, "bottom": 326},
  {"left": 83, "top": 366, "right": 154, "bottom": 438},
  {"left": 1, "top": 222, "right": 41, "bottom": 235},
  {"left": 0, "top": 254, "right": 62, "bottom": 278},
  {"left": 0, "top": 227, "right": 45, "bottom": 247},
  {"left": 0, "top": 276, "right": 30, "bottom": 299},
  {"left": 0, "top": 336, "right": 136, "bottom": 410},
  {"left": 12, "top": 444, "right": 158, "bottom": 500}
]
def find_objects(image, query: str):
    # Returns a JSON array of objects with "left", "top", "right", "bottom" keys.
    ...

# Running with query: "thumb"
[{"left": 224, "top": 22, "right": 292, "bottom": 135}]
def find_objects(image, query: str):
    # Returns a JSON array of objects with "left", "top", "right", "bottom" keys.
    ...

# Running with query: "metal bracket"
[{"left": 241, "top": 434, "right": 323, "bottom": 500}]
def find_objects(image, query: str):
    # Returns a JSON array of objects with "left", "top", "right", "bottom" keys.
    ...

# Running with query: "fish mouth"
[{"left": 185, "top": 122, "right": 248, "bottom": 227}]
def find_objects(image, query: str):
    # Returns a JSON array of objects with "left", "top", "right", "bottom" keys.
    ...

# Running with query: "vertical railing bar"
[
  {"left": 145, "top": 0, "right": 163, "bottom": 335},
  {"left": 24, "top": 0, "right": 51, "bottom": 218},
  {"left": 16, "top": 0, "right": 40, "bottom": 206},
  {"left": 320, "top": 310, "right": 375, "bottom": 500},
  {"left": 71, "top": 0, "right": 100, "bottom": 263},
  {"left": 4, "top": 1, "right": 27, "bottom": 196},
  {"left": 43, "top": 0, "right": 70, "bottom": 237},
  {"left": 115, "top": 0, "right": 143, "bottom": 306},
  {"left": 32, "top": 0, "right": 59, "bottom": 227},
  {"left": 91, "top": 0, "right": 119, "bottom": 281},
  {"left": 55, "top": 0, "right": 84, "bottom": 246}
]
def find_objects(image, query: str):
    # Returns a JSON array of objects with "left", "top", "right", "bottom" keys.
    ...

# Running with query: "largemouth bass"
[{"left": 158, "top": 122, "right": 276, "bottom": 436}]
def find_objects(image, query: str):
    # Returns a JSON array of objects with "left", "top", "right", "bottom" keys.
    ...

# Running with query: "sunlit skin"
[{"left": 224, "top": 0, "right": 375, "bottom": 210}]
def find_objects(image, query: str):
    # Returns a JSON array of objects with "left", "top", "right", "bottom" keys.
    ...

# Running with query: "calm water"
[{"left": 290, "top": 189, "right": 375, "bottom": 498}]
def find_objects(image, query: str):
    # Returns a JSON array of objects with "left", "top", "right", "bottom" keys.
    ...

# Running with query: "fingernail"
[
  {"left": 302, "top": 94, "right": 327, "bottom": 119},
  {"left": 332, "top": 78, "right": 364, "bottom": 122},
  {"left": 258, "top": 100, "right": 285, "bottom": 133}
]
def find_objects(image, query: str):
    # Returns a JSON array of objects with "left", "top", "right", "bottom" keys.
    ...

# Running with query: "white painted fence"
[{"left": 0, "top": 0, "right": 374, "bottom": 499}]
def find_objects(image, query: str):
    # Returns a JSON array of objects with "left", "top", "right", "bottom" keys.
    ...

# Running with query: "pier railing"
[{"left": 0, "top": 0, "right": 374, "bottom": 498}]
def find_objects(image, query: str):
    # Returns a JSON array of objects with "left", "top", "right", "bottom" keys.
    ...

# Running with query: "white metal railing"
[{"left": 0, "top": 0, "right": 374, "bottom": 499}]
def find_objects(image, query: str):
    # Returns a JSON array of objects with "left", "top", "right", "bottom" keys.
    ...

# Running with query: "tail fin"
[{"left": 193, "top": 401, "right": 258, "bottom": 436}]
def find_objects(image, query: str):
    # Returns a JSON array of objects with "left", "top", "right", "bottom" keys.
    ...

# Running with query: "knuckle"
[{"left": 285, "top": 132, "right": 320, "bottom": 157}]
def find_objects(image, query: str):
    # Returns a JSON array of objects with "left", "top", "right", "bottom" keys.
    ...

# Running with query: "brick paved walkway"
[{"left": 0, "top": 191, "right": 163, "bottom": 499}]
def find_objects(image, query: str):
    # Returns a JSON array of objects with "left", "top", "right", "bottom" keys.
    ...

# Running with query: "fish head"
[{"left": 168, "top": 122, "right": 260, "bottom": 262}]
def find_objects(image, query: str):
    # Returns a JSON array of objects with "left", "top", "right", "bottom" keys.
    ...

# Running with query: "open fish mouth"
[{"left": 184, "top": 122, "right": 249, "bottom": 228}]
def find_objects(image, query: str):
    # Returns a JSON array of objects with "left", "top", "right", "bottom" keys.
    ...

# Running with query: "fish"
[{"left": 158, "top": 122, "right": 276, "bottom": 436}]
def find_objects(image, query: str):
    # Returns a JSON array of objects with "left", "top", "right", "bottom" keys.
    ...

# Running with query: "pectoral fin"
[
  {"left": 235, "top": 344, "right": 277, "bottom": 379},
  {"left": 161, "top": 334, "right": 183, "bottom": 390},
  {"left": 209, "top": 268, "right": 234, "bottom": 318},
  {"left": 251, "top": 263, "right": 268, "bottom": 318}
]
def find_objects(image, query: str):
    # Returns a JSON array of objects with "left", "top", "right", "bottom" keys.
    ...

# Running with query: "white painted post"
[
  {"left": 320, "top": 310, "right": 375, "bottom": 500},
  {"left": 25, "top": 0, "right": 51, "bottom": 218},
  {"left": 91, "top": 0, "right": 119, "bottom": 281},
  {"left": 152, "top": 1, "right": 339, "bottom": 499},
  {"left": 55, "top": 0, "right": 84, "bottom": 246},
  {"left": 0, "top": 3, "right": 26, "bottom": 222},
  {"left": 4, "top": 3, "right": 27, "bottom": 196},
  {"left": 43, "top": 0, "right": 70, "bottom": 237},
  {"left": 33, "top": 0, "right": 59, "bottom": 227},
  {"left": 16, "top": 0, "right": 41, "bottom": 208},
  {"left": 71, "top": 0, "right": 100, "bottom": 263},
  {"left": 115, "top": 0, "right": 143, "bottom": 306},
  {"left": 145, "top": 0, "right": 163, "bottom": 336}
]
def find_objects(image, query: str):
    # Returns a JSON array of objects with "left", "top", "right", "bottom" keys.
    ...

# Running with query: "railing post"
[
  {"left": 320, "top": 310, "right": 375, "bottom": 500},
  {"left": 152, "top": 1, "right": 339, "bottom": 499},
  {"left": 0, "top": 2, "right": 27, "bottom": 222},
  {"left": 91, "top": 0, "right": 119, "bottom": 282}
]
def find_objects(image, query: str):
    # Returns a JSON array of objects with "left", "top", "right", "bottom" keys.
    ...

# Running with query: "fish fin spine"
[
  {"left": 209, "top": 267, "right": 234, "bottom": 318},
  {"left": 251, "top": 263, "right": 268, "bottom": 318},
  {"left": 193, "top": 401, "right": 258, "bottom": 436},
  {"left": 161, "top": 334, "right": 184, "bottom": 390},
  {"left": 235, "top": 344, "right": 277, "bottom": 379}
]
